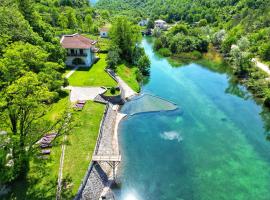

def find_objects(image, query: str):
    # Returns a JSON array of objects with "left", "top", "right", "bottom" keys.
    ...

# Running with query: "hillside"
[{"left": 97, "top": 0, "right": 270, "bottom": 62}]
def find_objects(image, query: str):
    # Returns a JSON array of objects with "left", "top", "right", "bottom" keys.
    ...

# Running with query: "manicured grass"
[
  {"left": 63, "top": 101, "right": 105, "bottom": 195},
  {"left": 68, "top": 54, "right": 117, "bottom": 87},
  {"left": 116, "top": 64, "right": 140, "bottom": 92}
]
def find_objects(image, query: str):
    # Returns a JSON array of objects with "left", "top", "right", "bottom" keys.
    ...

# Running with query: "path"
[
  {"left": 56, "top": 134, "right": 67, "bottom": 200},
  {"left": 65, "top": 66, "right": 79, "bottom": 78},
  {"left": 116, "top": 75, "right": 137, "bottom": 99},
  {"left": 252, "top": 58, "right": 270, "bottom": 75},
  {"left": 65, "top": 86, "right": 106, "bottom": 102}
]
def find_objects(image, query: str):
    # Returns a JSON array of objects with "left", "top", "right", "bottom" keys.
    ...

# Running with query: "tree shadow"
[{"left": 2, "top": 138, "right": 73, "bottom": 200}]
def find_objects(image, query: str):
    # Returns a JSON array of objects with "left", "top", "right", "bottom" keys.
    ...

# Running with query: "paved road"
[
  {"left": 66, "top": 86, "right": 106, "bottom": 102},
  {"left": 116, "top": 76, "right": 137, "bottom": 99}
]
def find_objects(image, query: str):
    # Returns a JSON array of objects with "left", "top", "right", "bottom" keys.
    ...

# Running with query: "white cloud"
[{"left": 160, "top": 131, "right": 183, "bottom": 142}]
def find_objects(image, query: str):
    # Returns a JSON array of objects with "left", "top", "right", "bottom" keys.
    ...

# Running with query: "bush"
[
  {"left": 110, "top": 87, "right": 116, "bottom": 94},
  {"left": 158, "top": 48, "right": 172, "bottom": 57},
  {"left": 259, "top": 43, "right": 270, "bottom": 61},
  {"left": 191, "top": 50, "right": 203, "bottom": 59},
  {"left": 154, "top": 38, "right": 162, "bottom": 50}
]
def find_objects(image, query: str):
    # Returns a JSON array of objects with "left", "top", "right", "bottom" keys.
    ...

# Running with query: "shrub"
[
  {"left": 158, "top": 48, "right": 172, "bottom": 57},
  {"left": 259, "top": 43, "right": 270, "bottom": 61},
  {"left": 110, "top": 87, "right": 116, "bottom": 94},
  {"left": 191, "top": 50, "right": 203, "bottom": 59}
]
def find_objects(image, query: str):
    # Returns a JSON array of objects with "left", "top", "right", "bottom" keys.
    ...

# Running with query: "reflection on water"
[{"left": 116, "top": 38, "right": 270, "bottom": 200}]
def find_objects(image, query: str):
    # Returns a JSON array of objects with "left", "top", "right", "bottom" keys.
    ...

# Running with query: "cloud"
[{"left": 160, "top": 131, "right": 183, "bottom": 142}]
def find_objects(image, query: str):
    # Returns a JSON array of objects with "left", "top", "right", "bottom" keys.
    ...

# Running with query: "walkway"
[
  {"left": 79, "top": 104, "right": 121, "bottom": 200},
  {"left": 65, "top": 66, "right": 79, "bottom": 78},
  {"left": 252, "top": 58, "right": 270, "bottom": 75},
  {"left": 116, "top": 75, "right": 137, "bottom": 99},
  {"left": 66, "top": 86, "right": 106, "bottom": 102}
]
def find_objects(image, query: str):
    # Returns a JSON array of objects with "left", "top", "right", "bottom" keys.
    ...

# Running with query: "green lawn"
[
  {"left": 63, "top": 101, "right": 105, "bottom": 196},
  {"left": 116, "top": 64, "right": 140, "bottom": 92},
  {"left": 68, "top": 54, "right": 117, "bottom": 87}
]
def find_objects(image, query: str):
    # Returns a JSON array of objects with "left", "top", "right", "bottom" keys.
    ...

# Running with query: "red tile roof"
[{"left": 60, "top": 33, "right": 97, "bottom": 49}]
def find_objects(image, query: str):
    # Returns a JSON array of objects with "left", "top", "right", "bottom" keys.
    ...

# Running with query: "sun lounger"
[
  {"left": 77, "top": 100, "right": 86, "bottom": 104},
  {"left": 41, "top": 149, "right": 51, "bottom": 155},
  {"left": 38, "top": 133, "right": 57, "bottom": 148},
  {"left": 40, "top": 144, "right": 52, "bottom": 148}
]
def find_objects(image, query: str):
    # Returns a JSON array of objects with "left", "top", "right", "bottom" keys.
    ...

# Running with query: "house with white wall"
[{"left": 60, "top": 33, "right": 99, "bottom": 67}]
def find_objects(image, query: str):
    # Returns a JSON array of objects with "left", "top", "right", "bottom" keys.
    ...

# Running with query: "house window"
[
  {"left": 71, "top": 49, "right": 75, "bottom": 55},
  {"left": 80, "top": 49, "right": 84, "bottom": 55}
]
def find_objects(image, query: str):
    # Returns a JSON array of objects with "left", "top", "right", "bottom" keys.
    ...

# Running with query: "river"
[{"left": 115, "top": 37, "right": 270, "bottom": 200}]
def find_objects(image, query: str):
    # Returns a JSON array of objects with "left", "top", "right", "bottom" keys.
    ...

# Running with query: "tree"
[
  {"left": 0, "top": 42, "right": 63, "bottom": 93},
  {"left": 0, "top": 72, "right": 53, "bottom": 178},
  {"left": 230, "top": 45, "right": 252, "bottom": 75},
  {"left": 212, "top": 29, "right": 226, "bottom": 47},
  {"left": 106, "top": 45, "right": 121, "bottom": 69},
  {"left": 0, "top": 72, "right": 73, "bottom": 182},
  {"left": 259, "top": 43, "right": 270, "bottom": 61},
  {"left": 66, "top": 8, "right": 78, "bottom": 29},
  {"left": 138, "top": 55, "right": 151, "bottom": 75},
  {"left": 58, "top": 14, "right": 68, "bottom": 29},
  {"left": 83, "top": 14, "right": 93, "bottom": 33},
  {"left": 147, "top": 19, "right": 154, "bottom": 29},
  {"left": 109, "top": 16, "right": 141, "bottom": 62},
  {"left": 237, "top": 37, "right": 250, "bottom": 51},
  {"left": 0, "top": 7, "right": 41, "bottom": 45}
]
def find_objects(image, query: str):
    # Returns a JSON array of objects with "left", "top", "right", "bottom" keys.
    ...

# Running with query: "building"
[
  {"left": 154, "top": 19, "right": 167, "bottom": 30},
  {"left": 138, "top": 19, "right": 149, "bottom": 26},
  {"left": 60, "top": 33, "right": 99, "bottom": 67},
  {"left": 99, "top": 27, "right": 109, "bottom": 38}
]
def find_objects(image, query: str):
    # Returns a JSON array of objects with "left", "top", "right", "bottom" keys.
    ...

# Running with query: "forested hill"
[
  {"left": 97, "top": 0, "right": 269, "bottom": 26},
  {"left": 97, "top": 0, "right": 270, "bottom": 62}
]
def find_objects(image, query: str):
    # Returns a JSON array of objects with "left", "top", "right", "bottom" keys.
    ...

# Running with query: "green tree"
[
  {"left": 0, "top": 72, "right": 53, "bottom": 179},
  {"left": 138, "top": 55, "right": 151, "bottom": 75},
  {"left": 58, "top": 13, "right": 68, "bottom": 29},
  {"left": 109, "top": 16, "right": 141, "bottom": 62},
  {"left": 83, "top": 14, "right": 93, "bottom": 32},
  {"left": 260, "top": 43, "right": 270, "bottom": 61},
  {"left": 106, "top": 45, "right": 121, "bottom": 69},
  {"left": 66, "top": 8, "right": 78, "bottom": 29}
]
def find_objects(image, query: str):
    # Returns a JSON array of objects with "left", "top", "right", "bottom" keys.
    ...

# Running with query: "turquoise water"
[
  {"left": 89, "top": 0, "right": 98, "bottom": 5},
  {"left": 116, "top": 38, "right": 270, "bottom": 200}
]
